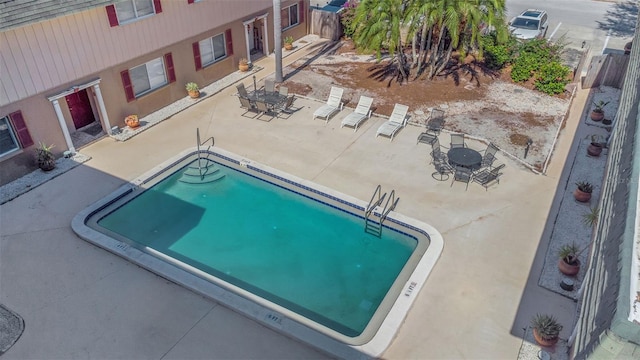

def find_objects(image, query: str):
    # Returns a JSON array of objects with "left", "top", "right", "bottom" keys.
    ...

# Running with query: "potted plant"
[
  {"left": 185, "top": 82, "right": 200, "bottom": 99},
  {"left": 531, "top": 314, "right": 562, "bottom": 346},
  {"left": 558, "top": 243, "right": 580, "bottom": 276},
  {"left": 574, "top": 181, "right": 593, "bottom": 203},
  {"left": 590, "top": 100, "right": 609, "bottom": 122},
  {"left": 587, "top": 134, "right": 604, "bottom": 156},
  {"left": 238, "top": 58, "right": 250, "bottom": 72},
  {"left": 284, "top": 36, "right": 294, "bottom": 51},
  {"left": 125, "top": 114, "right": 140, "bottom": 128},
  {"left": 582, "top": 206, "right": 599, "bottom": 228},
  {"left": 35, "top": 142, "right": 56, "bottom": 171}
]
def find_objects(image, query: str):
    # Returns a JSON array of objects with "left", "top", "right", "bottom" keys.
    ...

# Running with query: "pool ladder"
[
  {"left": 179, "top": 128, "right": 225, "bottom": 184},
  {"left": 364, "top": 185, "right": 399, "bottom": 237}
]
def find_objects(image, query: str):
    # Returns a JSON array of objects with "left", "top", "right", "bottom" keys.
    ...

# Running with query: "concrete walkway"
[{"left": 0, "top": 36, "right": 592, "bottom": 359}]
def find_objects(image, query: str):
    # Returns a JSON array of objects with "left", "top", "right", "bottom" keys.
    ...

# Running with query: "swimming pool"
[{"left": 73, "top": 147, "right": 443, "bottom": 358}]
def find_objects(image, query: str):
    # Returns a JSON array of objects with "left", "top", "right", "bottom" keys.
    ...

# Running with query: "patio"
[{"left": 0, "top": 37, "right": 588, "bottom": 359}]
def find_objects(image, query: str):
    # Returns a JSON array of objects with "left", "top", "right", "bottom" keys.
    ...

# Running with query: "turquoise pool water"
[{"left": 96, "top": 158, "right": 417, "bottom": 337}]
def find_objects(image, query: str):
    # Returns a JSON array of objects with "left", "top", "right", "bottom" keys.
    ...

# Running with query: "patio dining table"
[
  {"left": 448, "top": 147, "right": 482, "bottom": 170},
  {"left": 248, "top": 90, "right": 286, "bottom": 109}
]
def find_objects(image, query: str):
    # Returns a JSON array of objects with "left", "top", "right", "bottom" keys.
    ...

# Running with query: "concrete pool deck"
[{"left": 0, "top": 36, "right": 590, "bottom": 359}]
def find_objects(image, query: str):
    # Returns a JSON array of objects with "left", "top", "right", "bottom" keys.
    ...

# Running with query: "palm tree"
[
  {"left": 352, "top": 0, "right": 409, "bottom": 82},
  {"left": 273, "top": 0, "right": 283, "bottom": 82},
  {"left": 353, "top": 0, "right": 507, "bottom": 80}
]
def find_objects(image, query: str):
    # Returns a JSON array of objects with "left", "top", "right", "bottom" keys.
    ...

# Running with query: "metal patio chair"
[
  {"left": 450, "top": 133, "right": 465, "bottom": 149},
  {"left": 473, "top": 163, "right": 505, "bottom": 190},
  {"left": 481, "top": 143, "right": 499, "bottom": 168},
  {"left": 451, "top": 166, "right": 473, "bottom": 190}
]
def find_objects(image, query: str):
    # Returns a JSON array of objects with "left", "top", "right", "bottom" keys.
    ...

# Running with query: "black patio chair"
[
  {"left": 430, "top": 138, "right": 447, "bottom": 164},
  {"left": 279, "top": 95, "right": 296, "bottom": 115},
  {"left": 432, "top": 156, "right": 453, "bottom": 181},
  {"left": 473, "top": 163, "right": 505, "bottom": 190},
  {"left": 481, "top": 143, "right": 499, "bottom": 168},
  {"left": 451, "top": 166, "right": 473, "bottom": 190},
  {"left": 450, "top": 133, "right": 465, "bottom": 149},
  {"left": 426, "top": 108, "right": 445, "bottom": 134}
]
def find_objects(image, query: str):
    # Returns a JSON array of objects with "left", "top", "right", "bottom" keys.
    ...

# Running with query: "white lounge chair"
[
  {"left": 340, "top": 95, "right": 373, "bottom": 131},
  {"left": 376, "top": 104, "right": 409, "bottom": 141},
  {"left": 313, "top": 86, "right": 344, "bottom": 122}
]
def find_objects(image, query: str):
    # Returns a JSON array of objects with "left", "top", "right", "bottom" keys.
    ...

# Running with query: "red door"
[{"left": 65, "top": 89, "right": 95, "bottom": 129}]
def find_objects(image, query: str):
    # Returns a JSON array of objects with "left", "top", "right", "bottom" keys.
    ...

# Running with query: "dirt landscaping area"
[{"left": 280, "top": 40, "right": 573, "bottom": 171}]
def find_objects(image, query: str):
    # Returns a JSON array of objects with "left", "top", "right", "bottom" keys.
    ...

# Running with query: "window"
[
  {"left": 281, "top": 3, "right": 299, "bottom": 30},
  {"left": 0, "top": 117, "right": 19, "bottom": 156},
  {"left": 0, "top": 112, "right": 33, "bottom": 157},
  {"left": 193, "top": 29, "right": 233, "bottom": 71},
  {"left": 131, "top": 58, "right": 167, "bottom": 96},
  {"left": 121, "top": 54, "right": 175, "bottom": 102},
  {"left": 199, "top": 34, "right": 227, "bottom": 67},
  {"left": 106, "top": 0, "right": 162, "bottom": 27}
]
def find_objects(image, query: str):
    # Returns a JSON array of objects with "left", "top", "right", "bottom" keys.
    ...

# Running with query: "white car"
[{"left": 509, "top": 9, "right": 549, "bottom": 40}]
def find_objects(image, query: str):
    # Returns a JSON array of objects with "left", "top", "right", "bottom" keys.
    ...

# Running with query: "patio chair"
[
  {"left": 376, "top": 104, "right": 409, "bottom": 141},
  {"left": 450, "top": 133, "right": 465, "bottom": 149},
  {"left": 451, "top": 166, "right": 473, "bottom": 190},
  {"left": 430, "top": 138, "right": 447, "bottom": 164},
  {"left": 432, "top": 156, "right": 453, "bottom": 181},
  {"left": 255, "top": 100, "right": 275, "bottom": 120},
  {"left": 313, "top": 86, "right": 344, "bottom": 122},
  {"left": 481, "top": 143, "right": 499, "bottom": 168},
  {"left": 473, "top": 163, "right": 505, "bottom": 190},
  {"left": 426, "top": 108, "right": 445, "bottom": 134},
  {"left": 278, "top": 95, "right": 296, "bottom": 116},
  {"left": 238, "top": 96, "right": 259, "bottom": 117},
  {"left": 236, "top": 83, "right": 250, "bottom": 98},
  {"left": 265, "top": 79, "right": 276, "bottom": 94},
  {"left": 341, "top": 95, "right": 374, "bottom": 131},
  {"left": 279, "top": 86, "right": 289, "bottom": 97}
]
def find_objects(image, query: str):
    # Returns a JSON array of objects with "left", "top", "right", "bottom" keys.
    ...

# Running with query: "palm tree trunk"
[{"left": 273, "top": 0, "right": 283, "bottom": 82}]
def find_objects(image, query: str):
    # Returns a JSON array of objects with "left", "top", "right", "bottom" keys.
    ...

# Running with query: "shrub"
[
  {"left": 510, "top": 52, "right": 538, "bottom": 82},
  {"left": 534, "top": 61, "right": 570, "bottom": 95},
  {"left": 480, "top": 35, "right": 513, "bottom": 70},
  {"left": 339, "top": 1, "right": 359, "bottom": 38}
]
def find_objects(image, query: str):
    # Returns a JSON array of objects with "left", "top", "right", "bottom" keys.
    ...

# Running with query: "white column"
[
  {"left": 51, "top": 99, "right": 75, "bottom": 153},
  {"left": 92, "top": 83, "right": 112, "bottom": 134},
  {"left": 263, "top": 17, "right": 270, "bottom": 56},
  {"left": 245, "top": 24, "right": 252, "bottom": 64}
]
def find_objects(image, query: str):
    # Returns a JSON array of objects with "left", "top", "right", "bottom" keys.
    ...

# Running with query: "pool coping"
[{"left": 71, "top": 146, "right": 444, "bottom": 359}]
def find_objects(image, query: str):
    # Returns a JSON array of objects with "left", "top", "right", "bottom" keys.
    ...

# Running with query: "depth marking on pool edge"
[
  {"left": 404, "top": 281, "right": 418, "bottom": 297},
  {"left": 265, "top": 312, "right": 284, "bottom": 327}
]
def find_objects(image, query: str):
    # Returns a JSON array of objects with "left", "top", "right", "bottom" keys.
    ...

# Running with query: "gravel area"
[
  {"left": 0, "top": 153, "right": 91, "bottom": 205},
  {"left": 538, "top": 86, "right": 620, "bottom": 299},
  {"left": 281, "top": 44, "right": 573, "bottom": 171}
]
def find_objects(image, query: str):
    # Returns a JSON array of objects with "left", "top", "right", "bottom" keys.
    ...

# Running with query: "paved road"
[{"left": 507, "top": 0, "right": 636, "bottom": 53}]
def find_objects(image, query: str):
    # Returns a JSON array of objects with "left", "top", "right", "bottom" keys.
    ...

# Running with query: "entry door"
[{"left": 65, "top": 89, "right": 95, "bottom": 129}]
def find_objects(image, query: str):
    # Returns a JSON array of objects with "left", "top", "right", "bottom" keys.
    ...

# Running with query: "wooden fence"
[
  {"left": 582, "top": 53, "right": 630, "bottom": 89},
  {"left": 310, "top": 9, "right": 342, "bottom": 41}
]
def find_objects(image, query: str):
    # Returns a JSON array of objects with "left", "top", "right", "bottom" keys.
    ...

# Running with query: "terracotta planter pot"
[
  {"left": 284, "top": 43, "right": 293, "bottom": 51},
  {"left": 533, "top": 328, "right": 559, "bottom": 347},
  {"left": 574, "top": 188, "right": 592, "bottom": 202},
  {"left": 188, "top": 90, "right": 200, "bottom": 99},
  {"left": 558, "top": 258, "right": 580, "bottom": 276},
  {"left": 238, "top": 63, "right": 249, "bottom": 72},
  {"left": 590, "top": 110, "right": 604, "bottom": 121},
  {"left": 125, "top": 115, "right": 140, "bottom": 128},
  {"left": 587, "top": 142, "right": 603, "bottom": 156}
]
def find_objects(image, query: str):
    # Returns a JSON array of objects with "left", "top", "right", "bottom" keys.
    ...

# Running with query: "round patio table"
[{"left": 447, "top": 147, "right": 482, "bottom": 170}]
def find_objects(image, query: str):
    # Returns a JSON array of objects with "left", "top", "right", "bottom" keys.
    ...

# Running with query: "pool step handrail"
[
  {"left": 196, "top": 128, "right": 216, "bottom": 180},
  {"left": 364, "top": 185, "right": 387, "bottom": 237},
  {"left": 380, "top": 190, "right": 399, "bottom": 223}
]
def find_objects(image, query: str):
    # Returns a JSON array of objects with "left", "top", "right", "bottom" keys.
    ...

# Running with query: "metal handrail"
[
  {"left": 365, "top": 185, "right": 386, "bottom": 218},
  {"left": 380, "top": 190, "right": 399, "bottom": 223},
  {"left": 196, "top": 128, "right": 215, "bottom": 180}
]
